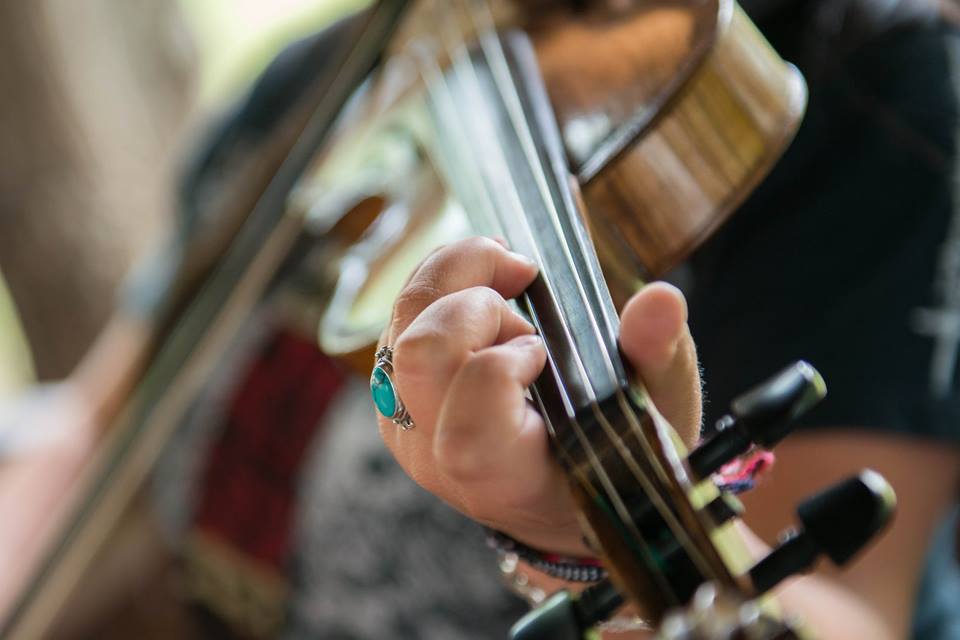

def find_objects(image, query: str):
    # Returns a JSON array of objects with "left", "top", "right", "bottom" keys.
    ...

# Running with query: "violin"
[
  {"left": 0, "top": 1, "right": 895, "bottom": 638},
  {"left": 312, "top": 1, "right": 895, "bottom": 636}
]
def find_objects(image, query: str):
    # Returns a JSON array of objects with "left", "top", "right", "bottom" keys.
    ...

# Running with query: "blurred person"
[
  {"left": 0, "top": 0, "right": 194, "bottom": 379},
  {"left": 0, "top": 1, "right": 193, "bottom": 633}
]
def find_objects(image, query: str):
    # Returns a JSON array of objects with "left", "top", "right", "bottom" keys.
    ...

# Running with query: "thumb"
[{"left": 619, "top": 282, "right": 702, "bottom": 447}]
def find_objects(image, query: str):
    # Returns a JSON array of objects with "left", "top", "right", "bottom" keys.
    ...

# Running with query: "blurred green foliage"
[
  {"left": 0, "top": 276, "right": 34, "bottom": 397},
  {"left": 179, "top": 0, "right": 370, "bottom": 106}
]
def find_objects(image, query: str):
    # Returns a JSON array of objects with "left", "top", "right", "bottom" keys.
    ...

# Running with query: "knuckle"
[
  {"left": 450, "top": 286, "right": 507, "bottom": 319},
  {"left": 424, "top": 236, "right": 499, "bottom": 274},
  {"left": 392, "top": 287, "right": 507, "bottom": 381},
  {"left": 433, "top": 425, "right": 488, "bottom": 483},
  {"left": 461, "top": 348, "right": 515, "bottom": 383},
  {"left": 459, "top": 235, "right": 503, "bottom": 256},
  {"left": 389, "top": 237, "right": 503, "bottom": 330},
  {"left": 422, "top": 237, "right": 502, "bottom": 279},
  {"left": 393, "top": 326, "right": 448, "bottom": 379},
  {"left": 430, "top": 287, "right": 506, "bottom": 332},
  {"left": 466, "top": 284, "right": 506, "bottom": 305},
  {"left": 392, "top": 282, "right": 441, "bottom": 328}
]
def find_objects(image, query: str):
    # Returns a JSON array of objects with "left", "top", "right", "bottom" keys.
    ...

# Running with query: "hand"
[{"left": 378, "top": 237, "right": 702, "bottom": 556}]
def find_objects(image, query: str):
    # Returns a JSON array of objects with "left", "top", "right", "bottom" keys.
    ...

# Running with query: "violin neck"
[
  {"left": 430, "top": 29, "right": 630, "bottom": 409},
  {"left": 427, "top": 26, "right": 744, "bottom": 618}
]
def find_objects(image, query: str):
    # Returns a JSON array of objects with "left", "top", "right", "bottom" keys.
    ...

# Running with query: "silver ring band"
[{"left": 371, "top": 345, "right": 415, "bottom": 430}]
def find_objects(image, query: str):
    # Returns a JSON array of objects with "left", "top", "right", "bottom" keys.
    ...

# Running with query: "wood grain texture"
[{"left": 577, "top": 5, "right": 806, "bottom": 304}]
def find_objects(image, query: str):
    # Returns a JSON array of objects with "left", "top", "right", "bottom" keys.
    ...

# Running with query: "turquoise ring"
[{"left": 371, "top": 345, "right": 414, "bottom": 430}]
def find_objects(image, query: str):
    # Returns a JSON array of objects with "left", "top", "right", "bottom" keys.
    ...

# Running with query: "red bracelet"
[{"left": 714, "top": 449, "right": 775, "bottom": 494}]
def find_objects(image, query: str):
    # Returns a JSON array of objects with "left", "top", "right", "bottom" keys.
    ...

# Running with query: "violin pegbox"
[
  {"left": 688, "top": 361, "right": 826, "bottom": 482},
  {"left": 686, "top": 364, "right": 896, "bottom": 636},
  {"left": 690, "top": 361, "right": 896, "bottom": 595},
  {"left": 512, "top": 360, "right": 897, "bottom": 640},
  {"left": 747, "top": 470, "right": 896, "bottom": 596},
  {"left": 655, "top": 471, "right": 896, "bottom": 640}
]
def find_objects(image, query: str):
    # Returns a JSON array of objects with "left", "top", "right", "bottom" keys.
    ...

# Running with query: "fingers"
[
  {"left": 388, "top": 237, "right": 538, "bottom": 342},
  {"left": 434, "top": 334, "right": 547, "bottom": 485},
  {"left": 377, "top": 238, "right": 703, "bottom": 558},
  {"left": 433, "top": 334, "right": 584, "bottom": 553},
  {"left": 379, "top": 237, "right": 542, "bottom": 499},
  {"left": 619, "top": 282, "right": 702, "bottom": 446},
  {"left": 379, "top": 236, "right": 583, "bottom": 552},
  {"left": 392, "top": 286, "right": 535, "bottom": 435}
]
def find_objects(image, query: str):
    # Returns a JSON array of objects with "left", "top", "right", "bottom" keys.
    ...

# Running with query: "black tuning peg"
[
  {"left": 509, "top": 578, "right": 624, "bottom": 640},
  {"left": 688, "top": 361, "right": 826, "bottom": 480},
  {"left": 705, "top": 493, "right": 745, "bottom": 525},
  {"left": 748, "top": 470, "right": 896, "bottom": 594}
]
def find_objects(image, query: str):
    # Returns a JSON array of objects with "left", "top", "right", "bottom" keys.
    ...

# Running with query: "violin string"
[
  {"left": 417, "top": 39, "right": 616, "bottom": 526},
  {"left": 438, "top": 8, "right": 540, "bottom": 254},
  {"left": 462, "top": 0, "right": 717, "bottom": 582},
  {"left": 464, "top": 3, "right": 712, "bottom": 568},
  {"left": 461, "top": 0, "right": 634, "bottom": 437},
  {"left": 427, "top": 2, "right": 615, "bottom": 457},
  {"left": 447, "top": 0, "right": 699, "bottom": 594},
  {"left": 425, "top": 0, "right": 633, "bottom": 516},
  {"left": 413, "top": 0, "right": 716, "bottom": 592},
  {"left": 418, "top": 6, "right": 631, "bottom": 521},
  {"left": 411, "top": 46, "right": 498, "bottom": 233},
  {"left": 443, "top": 2, "right": 608, "bottom": 446}
]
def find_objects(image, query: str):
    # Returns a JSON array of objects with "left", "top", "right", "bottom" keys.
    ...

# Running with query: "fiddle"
[
  {"left": 312, "top": 0, "right": 895, "bottom": 636},
  {"left": 0, "top": 3, "right": 900, "bottom": 636}
]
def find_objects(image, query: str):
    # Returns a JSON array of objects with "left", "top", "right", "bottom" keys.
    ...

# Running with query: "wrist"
[
  {"left": 485, "top": 527, "right": 606, "bottom": 583},
  {"left": 490, "top": 519, "right": 594, "bottom": 559}
]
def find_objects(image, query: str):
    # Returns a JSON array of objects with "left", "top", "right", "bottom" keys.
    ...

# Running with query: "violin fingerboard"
[{"left": 425, "top": 26, "right": 745, "bottom": 621}]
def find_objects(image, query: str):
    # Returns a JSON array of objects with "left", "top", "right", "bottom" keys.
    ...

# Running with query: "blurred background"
[
  {"left": 0, "top": 0, "right": 362, "bottom": 395},
  {"left": 0, "top": 2, "right": 377, "bottom": 636}
]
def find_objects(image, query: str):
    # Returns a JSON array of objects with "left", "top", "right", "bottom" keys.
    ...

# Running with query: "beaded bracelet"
[
  {"left": 494, "top": 544, "right": 651, "bottom": 634},
  {"left": 484, "top": 528, "right": 607, "bottom": 583},
  {"left": 485, "top": 450, "right": 773, "bottom": 582}
]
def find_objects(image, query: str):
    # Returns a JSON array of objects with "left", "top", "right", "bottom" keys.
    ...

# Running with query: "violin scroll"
[{"left": 511, "top": 362, "right": 896, "bottom": 639}]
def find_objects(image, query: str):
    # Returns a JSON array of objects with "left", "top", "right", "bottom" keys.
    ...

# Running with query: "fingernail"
[
  {"left": 510, "top": 250, "right": 538, "bottom": 268},
  {"left": 510, "top": 334, "right": 542, "bottom": 349}
]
